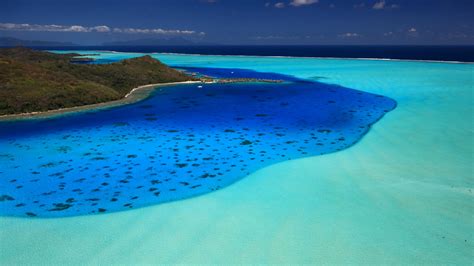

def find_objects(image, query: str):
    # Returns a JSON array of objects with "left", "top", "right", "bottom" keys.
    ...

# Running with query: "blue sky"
[{"left": 0, "top": 0, "right": 472, "bottom": 45}]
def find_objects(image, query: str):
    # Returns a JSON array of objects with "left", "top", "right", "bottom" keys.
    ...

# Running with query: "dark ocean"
[{"left": 36, "top": 45, "right": 474, "bottom": 62}]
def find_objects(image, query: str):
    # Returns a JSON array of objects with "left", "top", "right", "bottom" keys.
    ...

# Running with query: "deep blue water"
[
  {"left": 33, "top": 45, "right": 474, "bottom": 62},
  {"left": 0, "top": 67, "right": 396, "bottom": 217}
]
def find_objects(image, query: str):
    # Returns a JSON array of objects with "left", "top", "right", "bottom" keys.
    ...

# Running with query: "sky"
[{"left": 0, "top": 0, "right": 473, "bottom": 45}]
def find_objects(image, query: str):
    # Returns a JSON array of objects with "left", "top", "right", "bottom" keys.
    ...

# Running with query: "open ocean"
[{"left": 33, "top": 45, "right": 474, "bottom": 62}]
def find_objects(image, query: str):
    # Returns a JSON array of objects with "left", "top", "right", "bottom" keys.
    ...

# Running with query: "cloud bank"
[
  {"left": 338, "top": 32, "right": 362, "bottom": 38},
  {"left": 274, "top": 2, "right": 285, "bottom": 8},
  {"left": 372, "top": 0, "right": 399, "bottom": 10},
  {"left": 0, "top": 23, "right": 204, "bottom": 36},
  {"left": 267, "top": 0, "right": 318, "bottom": 8},
  {"left": 289, "top": 0, "right": 319, "bottom": 7}
]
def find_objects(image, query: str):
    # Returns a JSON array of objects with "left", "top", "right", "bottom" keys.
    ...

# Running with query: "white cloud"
[
  {"left": 407, "top": 27, "right": 419, "bottom": 37},
  {"left": 373, "top": 1, "right": 399, "bottom": 10},
  {"left": 0, "top": 23, "right": 91, "bottom": 32},
  {"left": 275, "top": 2, "right": 285, "bottom": 8},
  {"left": 338, "top": 32, "right": 361, "bottom": 38},
  {"left": 67, "top": 25, "right": 89, "bottom": 32},
  {"left": 91, "top": 25, "right": 110, "bottom": 32},
  {"left": 116, "top": 27, "right": 198, "bottom": 35},
  {"left": 0, "top": 22, "right": 202, "bottom": 36},
  {"left": 289, "top": 0, "right": 319, "bottom": 7},
  {"left": 373, "top": 0, "right": 386, "bottom": 10}
]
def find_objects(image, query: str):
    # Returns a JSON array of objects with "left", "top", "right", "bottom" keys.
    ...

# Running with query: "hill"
[
  {"left": 0, "top": 47, "right": 195, "bottom": 115},
  {"left": 0, "top": 37, "right": 77, "bottom": 47}
]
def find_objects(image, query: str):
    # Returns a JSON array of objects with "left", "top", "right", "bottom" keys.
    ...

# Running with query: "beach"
[
  {"left": 0, "top": 53, "right": 472, "bottom": 264},
  {"left": 0, "top": 81, "right": 201, "bottom": 121}
]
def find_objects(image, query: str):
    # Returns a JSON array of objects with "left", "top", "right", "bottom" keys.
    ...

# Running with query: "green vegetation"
[{"left": 0, "top": 47, "right": 195, "bottom": 115}]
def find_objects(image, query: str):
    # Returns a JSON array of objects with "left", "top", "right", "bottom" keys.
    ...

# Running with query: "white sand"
[{"left": 0, "top": 81, "right": 201, "bottom": 121}]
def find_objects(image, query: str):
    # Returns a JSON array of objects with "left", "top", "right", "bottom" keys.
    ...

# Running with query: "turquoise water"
[
  {"left": 0, "top": 62, "right": 395, "bottom": 217},
  {"left": 0, "top": 51, "right": 472, "bottom": 264}
]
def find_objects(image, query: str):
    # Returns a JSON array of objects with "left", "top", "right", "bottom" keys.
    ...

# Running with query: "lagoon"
[{"left": 0, "top": 51, "right": 472, "bottom": 264}]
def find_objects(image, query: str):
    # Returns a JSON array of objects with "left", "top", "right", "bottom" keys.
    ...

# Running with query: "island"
[
  {"left": 0, "top": 47, "right": 199, "bottom": 116},
  {"left": 0, "top": 47, "right": 283, "bottom": 118}
]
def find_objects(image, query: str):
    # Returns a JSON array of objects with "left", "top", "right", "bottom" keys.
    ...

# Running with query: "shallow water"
[
  {"left": 0, "top": 67, "right": 395, "bottom": 217},
  {"left": 0, "top": 51, "right": 472, "bottom": 264}
]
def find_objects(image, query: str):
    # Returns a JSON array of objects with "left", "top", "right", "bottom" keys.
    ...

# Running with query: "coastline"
[
  {"left": 0, "top": 81, "right": 202, "bottom": 122},
  {"left": 49, "top": 49, "right": 474, "bottom": 64},
  {"left": 0, "top": 77, "right": 283, "bottom": 122},
  {"left": 155, "top": 52, "right": 474, "bottom": 64}
]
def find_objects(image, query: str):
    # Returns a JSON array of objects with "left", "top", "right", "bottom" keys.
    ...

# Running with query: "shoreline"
[
  {"left": 155, "top": 52, "right": 474, "bottom": 64},
  {"left": 0, "top": 81, "right": 202, "bottom": 122},
  {"left": 0, "top": 78, "right": 283, "bottom": 122},
  {"left": 49, "top": 49, "right": 474, "bottom": 64}
]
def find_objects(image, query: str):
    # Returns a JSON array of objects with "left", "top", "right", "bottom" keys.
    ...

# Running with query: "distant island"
[
  {"left": 0, "top": 37, "right": 77, "bottom": 47},
  {"left": 0, "top": 47, "right": 196, "bottom": 116}
]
